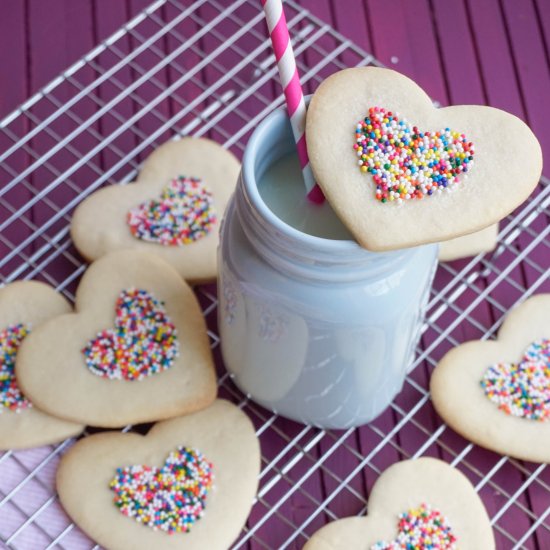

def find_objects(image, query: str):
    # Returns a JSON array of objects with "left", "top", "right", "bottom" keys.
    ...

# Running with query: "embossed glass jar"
[{"left": 218, "top": 106, "right": 438, "bottom": 429}]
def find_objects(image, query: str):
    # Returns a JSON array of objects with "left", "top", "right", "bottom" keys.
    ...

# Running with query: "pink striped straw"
[{"left": 261, "top": 0, "right": 325, "bottom": 203}]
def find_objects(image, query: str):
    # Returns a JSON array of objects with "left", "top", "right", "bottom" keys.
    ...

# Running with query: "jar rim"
[{"left": 242, "top": 104, "right": 369, "bottom": 255}]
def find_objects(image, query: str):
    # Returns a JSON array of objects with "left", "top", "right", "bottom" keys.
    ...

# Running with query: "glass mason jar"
[{"left": 218, "top": 106, "right": 438, "bottom": 429}]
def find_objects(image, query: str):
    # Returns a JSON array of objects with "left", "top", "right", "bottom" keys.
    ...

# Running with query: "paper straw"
[{"left": 262, "top": 0, "right": 324, "bottom": 203}]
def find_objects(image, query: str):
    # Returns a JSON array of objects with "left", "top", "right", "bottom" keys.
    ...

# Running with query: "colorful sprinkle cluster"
[
  {"left": 371, "top": 503, "right": 457, "bottom": 550},
  {"left": 82, "top": 288, "right": 179, "bottom": 381},
  {"left": 110, "top": 446, "right": 214, "bottom": 534},
  {"left": 481, "top": 338, "right": 550, "bottom": 421},
  {"left": 0, "top": 324, "right": 32, "bottom": 412},
  {"left": 127, "top": 176, "right": 217, "bottom": 245},
  {"left": 354, "top": 107, "right": 475, "bottom": 203}
]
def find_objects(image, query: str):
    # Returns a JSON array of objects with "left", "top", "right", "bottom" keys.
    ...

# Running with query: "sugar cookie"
[
  {"left": 71, "top": 137, "right": 240, "bottom": 283},
  {"left": 306, "top": 67, "right": 541, "bottom": 251},
  {"left": 431, "top": 294, "right": 550, "bottom": 462},
  {"left": 0, "top": 281, "right": 83, "bottom": 450},
  {"left": 304, "top": 457, "right": 494, "bottom": 550},
  {"left": 16, "top": 251, "right": 216, "bottom": 427},
  {"left": 57, "top": 399, "right": 260, "bottom": 550},
  {"left": 439, "top": 224, "right": 498, "bottom": 262}
]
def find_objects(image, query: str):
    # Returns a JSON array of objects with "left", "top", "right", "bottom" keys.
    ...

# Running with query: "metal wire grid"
[{"left": 0, "top": 0, "right": 548, "bottom": 548}]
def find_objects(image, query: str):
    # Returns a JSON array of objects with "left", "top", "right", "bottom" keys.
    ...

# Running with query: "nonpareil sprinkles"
[
  {"left": 127, "top": 176, "right": 216, "bottom": 245},
  {"left": 82, "top": 288, "right": 179, "bottom": 381},
  {"left": 110, "top": 446, "right": 214, "bottom": 534},
  {"left": 481, "top": 338, "right": 550, "bottom": 421},
  {"left": 354, "top": 107, "right": 475, "bottom": 203},
  {"left": 0, "top": 324, "right": 32, "bottom": 412},
  {"left": 371, "top": 503, "right": 457, "bottom": 550}
]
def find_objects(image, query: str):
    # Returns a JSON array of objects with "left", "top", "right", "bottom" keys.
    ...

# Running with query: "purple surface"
[{"left": 0, "top": 1, "right": 549, "bottom": 549}]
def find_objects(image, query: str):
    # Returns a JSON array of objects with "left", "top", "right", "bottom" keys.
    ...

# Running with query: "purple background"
[
  {"left": 0, "top": 1, "right": 549, "bottom": 549},
  {"left": 1, "top": 0, "right": 549, "bottom": 170}
]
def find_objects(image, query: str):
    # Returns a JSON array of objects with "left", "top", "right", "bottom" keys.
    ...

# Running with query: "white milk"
[{"left": 257, "top": 152, "right": 353, "bottom": 240}]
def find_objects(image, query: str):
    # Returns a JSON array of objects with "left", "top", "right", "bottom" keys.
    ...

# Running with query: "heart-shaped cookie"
[
  {"left": 304, "top": 457, "right": 494, "bottom": 550},
  {"left": 16, "top": 251, "right": 217, "bottom": 428},
  {"left": 431, "top": 294, "right": 550, "bottom": 462},
  {"left": 127, "top": 176, "right": 216, "bottom": 245},
  {"left": 83, "top": 288, "right": 179, "bottom": 380},
  {"left": 0, "top": 281, "right": 83, "bottom": 450},
  {"left": 71, "top": 137, "right": 240, "bottom": 283},
  {"left": 57, "top": 399, "right": 260, "bottom": 550},
  {"left": 306, "top": 67, "right": 542, "bottom": 251}
]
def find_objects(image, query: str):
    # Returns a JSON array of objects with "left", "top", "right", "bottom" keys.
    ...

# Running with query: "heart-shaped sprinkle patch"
[
  {"left": 82, "top": 288, "right": 179, "bottom": 381},
  {"left": 354, "top": 107, "right": 475, "bottom": 203},
  {"left": 109, "top": 446, "right": 214, "bottom": 534},
  {"left": 371, "top": 503, "right": 457, "bottom": 550},
  {"left": 0, "top": 324, "right": 32, "bottom": 412},
  {"left": 481, "top": 338, "right": 550, "bottom": 421},
  {"left": 127, "top": 176, "right": 216, "bottom": 245}
]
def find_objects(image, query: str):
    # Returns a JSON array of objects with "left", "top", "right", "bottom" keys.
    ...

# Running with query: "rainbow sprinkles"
[
  {"left": 355, "top": 107, "right": 475, "bottom": 203},
  {"left": 127, "top": 176, "right": 217, "bottom": 246},
  {"left": 481, "top": 338, "right": 550, "bottom": 421},
  {"left": 110, "top": 446, "right": 214, "bottom": 534},
  {"left": 0, "top": 323, "right": 32, "bottom": 412},
  {"left": 82, "top": 288, "right": 179, "bottom": 381},
  {"left": 371, "top": 502, "right": 457, "bottom": 550}
]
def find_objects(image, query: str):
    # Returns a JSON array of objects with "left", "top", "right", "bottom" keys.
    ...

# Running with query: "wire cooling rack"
[{"left": 0, "top": 1, "right": 549, "bottom": 548}]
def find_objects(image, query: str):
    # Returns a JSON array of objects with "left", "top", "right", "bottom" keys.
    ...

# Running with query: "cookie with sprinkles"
[
  {"left": 16, "top": 251, "right": 217, "bottom": 428},
  {"left": 57, "top": 400, "right": 260, "bottom": 550},
  {"left": 0, "top": 281, "right": 83, "bottom": 450},
  {"left": 306, "top": 67, "right": 541, "bottom": 251},
  {"left": 431, "top": 294, "right": 550, "bottom": 463},
  {"left": 304, "top": 458, "right": 494, "bottom": 550},
  {"left": 71, "top": 137, "right": 240, "bottom": 283}
]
